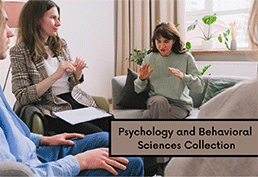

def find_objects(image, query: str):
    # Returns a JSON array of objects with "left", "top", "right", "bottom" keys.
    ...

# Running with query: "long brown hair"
[
  {"left": 17, "top": 0, "right": 63, "bottom": 62},
  {"left": 248, "top": 0, "right": 258, "bottom": 48},
  {"left": 149, "top": 22, "right": 187, "bottom": 54}
]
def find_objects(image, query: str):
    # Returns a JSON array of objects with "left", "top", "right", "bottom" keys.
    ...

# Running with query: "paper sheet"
[{"left": 53, "top": 107, "right": 112, "bottom": 125}]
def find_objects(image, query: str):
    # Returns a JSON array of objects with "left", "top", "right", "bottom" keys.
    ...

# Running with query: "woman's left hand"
[
  {"left": 39, "top": 133, "right": 84, "bottom": 146},
  {"left": 74, "top": 56, "right": 87, "bottom": 70},
  {"left": 168, "top": 67, "right": 184, "bottom": 80},
  {"left": 74, "top": 56, "right": 87, "bottom": 81}
]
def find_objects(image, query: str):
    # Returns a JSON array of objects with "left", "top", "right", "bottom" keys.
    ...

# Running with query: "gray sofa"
[
  {"left": 112, "top": 74, "right": 251, "bottom": 119},
  {"left": 111, "top": 74, "right": 252, "bottom": 175}
]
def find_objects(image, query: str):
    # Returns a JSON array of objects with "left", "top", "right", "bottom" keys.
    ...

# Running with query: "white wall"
[
  {"left": 0, "top": 0, "right": 115, "bottom": 106},
  {"left": 56, "top": 0, "right": 115, "bottom": 99},
  {"left": 196, "top": 61, "right": 257, "bottom": 79}
]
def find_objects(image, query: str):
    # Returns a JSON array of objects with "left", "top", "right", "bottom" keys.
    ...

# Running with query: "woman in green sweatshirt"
[{"left": 134, "top": 22, "right": 205, "bottom": 119}]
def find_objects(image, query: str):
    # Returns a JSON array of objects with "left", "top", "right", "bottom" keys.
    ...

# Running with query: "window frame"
[{"left": 185, "top": 0, "right": 253, "bottom": 50}]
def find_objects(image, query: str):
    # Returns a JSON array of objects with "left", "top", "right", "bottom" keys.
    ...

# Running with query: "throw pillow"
[
  {"left": 201, "top": 78, "right": 239, "bottom": 105},
  {"left": 117, "top": 68, "right": 149, "bottom": 109}
]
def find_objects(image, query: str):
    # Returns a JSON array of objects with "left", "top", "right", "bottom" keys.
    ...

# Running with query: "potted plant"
[
  {"left": 186, "top": 13, "right": 230, "bottom": 50},
  {"left": 228, "top": 20, "right": 242, "bottom": 50},
  {"left": 126, "top": 47, "right": 149, "bottom": 66}
]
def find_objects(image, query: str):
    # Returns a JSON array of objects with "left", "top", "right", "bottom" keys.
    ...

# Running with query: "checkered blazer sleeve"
[{"left": 10, "top": 44, "right": 41, "bottom": 105}]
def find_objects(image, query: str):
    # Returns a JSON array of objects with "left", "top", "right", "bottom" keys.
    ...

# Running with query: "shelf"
[
  {"left": 190, "top": 50, "right": 258, "bottom": 62},
  {"left": 190, "top": 50, "right": 258, "bottom": 54}
]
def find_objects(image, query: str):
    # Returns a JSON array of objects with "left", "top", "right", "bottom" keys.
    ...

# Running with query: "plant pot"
[
  {"left": 202, "top": 40, "right": 213, "bottom": 50},
  {"left": 230, "top": 39, "right": 237, "bottom": 51}
]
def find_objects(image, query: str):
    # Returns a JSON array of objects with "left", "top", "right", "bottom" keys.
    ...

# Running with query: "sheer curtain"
[{"left": 115, "top": 0, "right": 181, "bottom": 76}]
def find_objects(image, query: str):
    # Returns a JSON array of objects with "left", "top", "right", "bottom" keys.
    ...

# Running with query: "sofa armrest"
[
  {"left": 92, "top": 96, "right": 110, "bottom": 113},
  {"left": 31, "top": 113, "right": 44, "bottom": 135},
  {"left": 112, "top": 75, "right": 127, "bottom": 110},
  {"left": 189, "top": 75, "right": 253, "bottom": 108},
  {"left": 0, "top": 162, "right": 34, "bottom": 177}
]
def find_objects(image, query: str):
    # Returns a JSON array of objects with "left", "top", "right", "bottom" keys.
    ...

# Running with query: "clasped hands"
[
  {"left": 55, "top": 56, "right": 86, "bottom": 80},
  {"left": 39, "top": 133, "right": 129, "bottom": 176},
  {"left": 139, "top": 63, "right": 184, "bottom": 80}
]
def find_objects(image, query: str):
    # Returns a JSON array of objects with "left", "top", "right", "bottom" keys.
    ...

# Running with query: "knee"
[
  {"left": 131, "top": 157, "right": 144, "bottom": 166},
  {"left": 127, "top": 157, "right": 144, "bottom": 175},
  {"left": 148, "top": 96, "right": 169, "bottom": 107},
  {"left": 93, "top": 132, "right": 109, "bottom": 147}
]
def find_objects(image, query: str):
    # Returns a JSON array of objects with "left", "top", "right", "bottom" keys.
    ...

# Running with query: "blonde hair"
[{"left": 248, "top": 0, "right": 258, "bottom": 48}]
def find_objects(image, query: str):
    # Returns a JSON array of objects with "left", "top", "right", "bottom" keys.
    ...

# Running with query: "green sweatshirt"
[{"left": 134, "top": 51, "right": 205, "bottom": 112}]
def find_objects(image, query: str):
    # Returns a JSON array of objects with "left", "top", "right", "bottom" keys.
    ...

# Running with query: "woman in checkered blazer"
[{"left": 10, "top": 0, "right": 113, "bottom": 135}]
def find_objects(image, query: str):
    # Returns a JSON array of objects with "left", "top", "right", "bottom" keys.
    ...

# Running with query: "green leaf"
[
  {"left": 225, "top": 41, "right": 230, "bottom": 50},
  {"left": 200, "top": 64, "right": 211, "bottom": 75},
  {"left": 187, "top": 20, "right": 198, "bottom": 31},
  {"left": 175, "top": 23, "right": 180, "bottom": 31},
  {"left": 218, "top": 34, "right": 222, "bottom": 43},
  {"left": 186, "top": 42, "right": 191, "bottom": 50},
  {"left": 226, "top": 29, "right": 230, "bottom": 35},
  {"left": 202, "top": 13, "right": 217, "bottom": 25}
]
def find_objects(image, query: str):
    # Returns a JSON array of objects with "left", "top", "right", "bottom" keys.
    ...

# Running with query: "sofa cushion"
[
  {"left": 112, "top": 109, "right": 144, "bottom": 118},
  {"left": 189, "top": 76, "right": 208, "bottom": 108},
  {"left": 201, "top": 77, "right": 239, "bottom": 105},
  {"left": 117, "top": 68, "right": 149, "bottom": 109}
]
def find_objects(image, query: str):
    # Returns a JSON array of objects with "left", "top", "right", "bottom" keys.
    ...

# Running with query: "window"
[{"left": 185, "top": 0, "right": 253, "bottom": 50}]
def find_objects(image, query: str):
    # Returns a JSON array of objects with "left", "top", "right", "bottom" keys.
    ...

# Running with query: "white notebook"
[{"left": 53, "top": 107, "right": 112, "bottom": 125}]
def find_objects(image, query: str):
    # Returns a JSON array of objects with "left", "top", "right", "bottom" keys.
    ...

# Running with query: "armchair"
[
  {"left": 14, "top": 95, "right": 110, "bottom": 135},
  {"left": 0, "top": 162, "right": 34, "bottom": 177}
]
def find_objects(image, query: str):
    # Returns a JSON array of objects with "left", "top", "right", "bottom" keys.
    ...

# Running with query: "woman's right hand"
[
  {"left": 75, "top": 148, "right": 129, "bottom": 175},
  {"left": 54, "top": 61, "right": 76, "bottom": 80},
  {"left": 139, "top": 63, "right": 154, "bottom": 80}
]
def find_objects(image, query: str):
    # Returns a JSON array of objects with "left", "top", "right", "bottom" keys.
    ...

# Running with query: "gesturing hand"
[
  {"left": 75, "top": 148, "right": 129, "bottom": 175},
  {"left": 55, "top": 61, "right": 76, "bottom": 79},
  {"left": 74, "top": 56, "right": 87, "bottom": 70},
  {"left": 39, "top": 133, "right": 84, "bottom": 146},
  {"left": 139, "top": 63, "right": 154, "bottom": 80},
  {"left": 73, "top": 56, "right": 87, "bottom": 81},
  {"left": 168, "top": 67, "right": 184, "bottom": 80}
]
